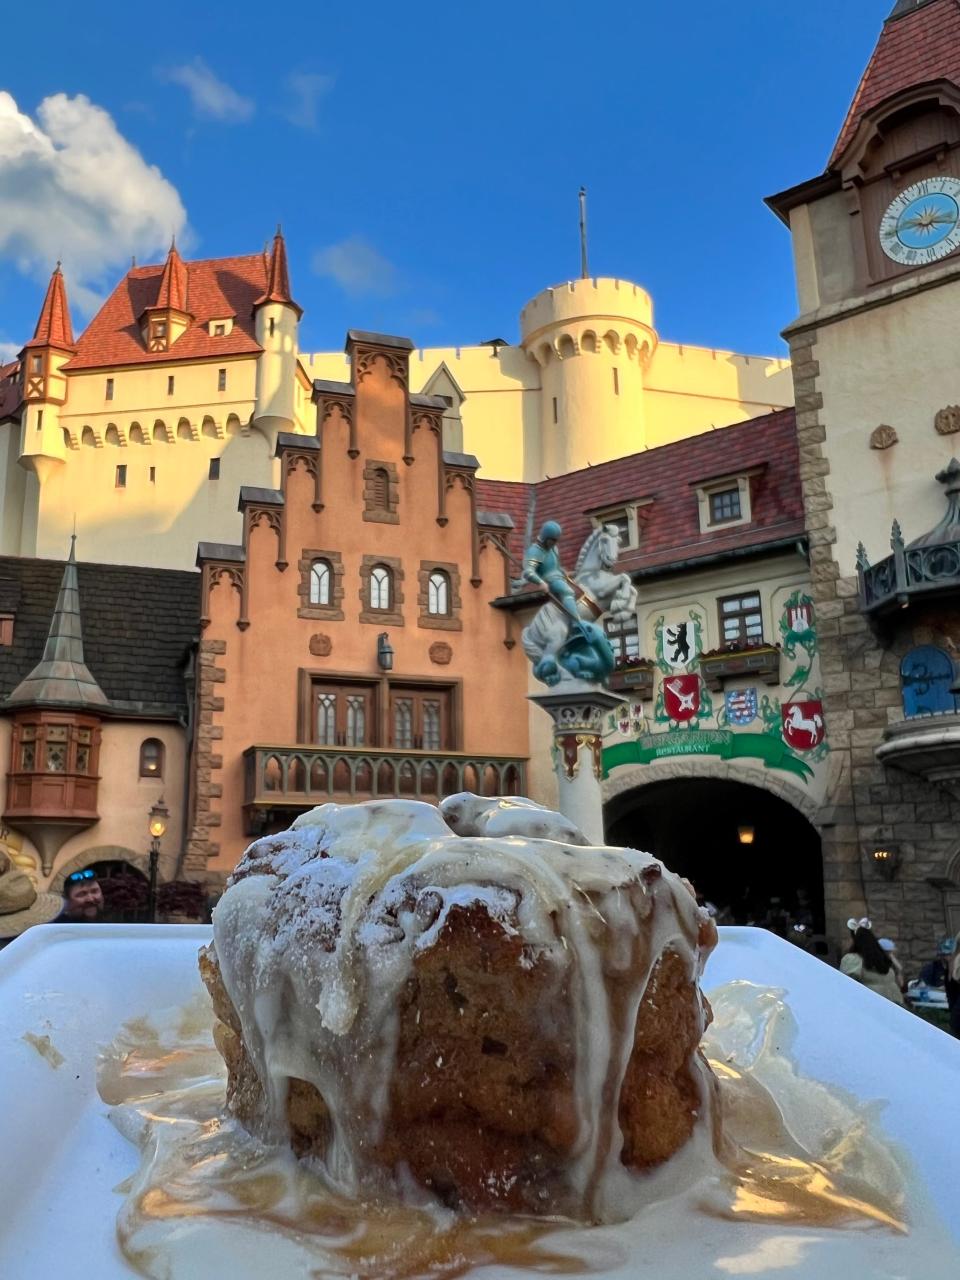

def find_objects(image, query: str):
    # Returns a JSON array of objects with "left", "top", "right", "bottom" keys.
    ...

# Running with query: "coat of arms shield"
[
  {"left": 725, "top": 687, "right": 758, "bottom": 726},
  {"left": 659, "top": 620, "right": 698, "bottom": 669},
  {"left": 663, "top": 674, "right": 701, "bottom": 723},
  {"left": 787, "top": 602, "right": 814, "bottom": 634},
  {"left": 781, "top": 699, "right": 825, "bottom": 750}
]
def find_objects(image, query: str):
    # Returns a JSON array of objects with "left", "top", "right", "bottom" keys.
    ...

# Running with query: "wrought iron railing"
[
  {"left": 243, "top": 744, "right": 527, "bottom": 814},
  {"left": 858, "top": 525, "right": 960, "bottom": 614}
]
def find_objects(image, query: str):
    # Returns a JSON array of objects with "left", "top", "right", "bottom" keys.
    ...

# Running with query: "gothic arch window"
[
  {"left": 427, "top": 570, "right": 449, "bottom": 616},
  {"left": 139, "top": 738, "right": 164, "bottom": 779},
  {"left": 370, "top": 564, "right": 392, "bottom": 611},
  {"left": 309, "top": 559, "right": 331, "bottom": 606},
  {"left": 900, "top": 646, "right": 958, "bottom": 718}
]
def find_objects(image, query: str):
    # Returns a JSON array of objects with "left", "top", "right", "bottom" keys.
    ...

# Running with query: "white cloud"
[
  {"left": 282, "top": 72, "right": 334, "bottom": 130},
  {"left": 0, "top": 340, "right": 20, "bottom": 364},
  {"left": 162, "top": 58, "right": 254, "bottom": 123},
  {"left": 0, "top": 91, "right": 187, "bottom": 314},
  {"left": 312, "top": 236, "right": 398, "bottom": 297}
]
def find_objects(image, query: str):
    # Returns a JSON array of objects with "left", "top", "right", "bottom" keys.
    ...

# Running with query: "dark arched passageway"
[{"left": 605, "top": 777, "right": 824, "bottom": 937}]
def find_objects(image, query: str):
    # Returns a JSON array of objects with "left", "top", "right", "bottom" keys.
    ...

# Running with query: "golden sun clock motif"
[{"left": 880, "top": 176, "right": 960, "bottom": 266}]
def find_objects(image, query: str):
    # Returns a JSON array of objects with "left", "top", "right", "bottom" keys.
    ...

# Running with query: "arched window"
[
  {"left": 139, "top": 738, "right": 164, "bottom": 779},
  {"left": 81, "top": 426, "right": 96, "bottom": 447},
  {"left": 370, "top": 564, "right": 392, "bottom": 611},
  {"left": 427, "top": 570, "right": 450, "bottom": 616},
  {"left": 309, "top": 559, "right": 331, "bottom": 606},
  {"left": 371, "top": 467, "right": 390, "bottom": 510}
]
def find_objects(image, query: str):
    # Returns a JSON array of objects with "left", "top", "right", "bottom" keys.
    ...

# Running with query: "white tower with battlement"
[{"left": 520, "top": 278, "right": 658, "bottom": 476}]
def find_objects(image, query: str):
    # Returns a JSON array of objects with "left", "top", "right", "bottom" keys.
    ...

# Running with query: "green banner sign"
[{"left": 602, "top": 729, "right": 814, "bottom": 782}]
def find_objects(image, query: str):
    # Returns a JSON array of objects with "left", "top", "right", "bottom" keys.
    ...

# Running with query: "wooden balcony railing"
[{"left": 242, "top": 745, "right": 527, "bottom": 836}]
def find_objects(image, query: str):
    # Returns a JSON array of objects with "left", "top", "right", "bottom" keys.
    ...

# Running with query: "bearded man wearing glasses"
[{"left": 56, "top": 869, "right": 104, "bottom": 922}]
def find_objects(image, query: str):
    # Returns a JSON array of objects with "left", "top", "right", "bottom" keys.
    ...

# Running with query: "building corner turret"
[{"left": 253, "top": 227, "right": 302, "bottom": 445}]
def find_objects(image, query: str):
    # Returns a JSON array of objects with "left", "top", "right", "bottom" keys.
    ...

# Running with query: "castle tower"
[
  {"left": 767, "top": 0, "right": 960, "bottom": 955},
  {"left": 253, "top": 228, "right": 302, "bottom": 442},
  {"left": 519, "top": 278, "right": 658, "bottom": 476},
  {"left": 18, "top": 263, "right": 76, "bottom": 488}
]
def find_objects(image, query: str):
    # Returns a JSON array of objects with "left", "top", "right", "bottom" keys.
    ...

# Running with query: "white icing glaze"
[{"left": 212, "top": 798, "right": 714, "bottom": 1221}]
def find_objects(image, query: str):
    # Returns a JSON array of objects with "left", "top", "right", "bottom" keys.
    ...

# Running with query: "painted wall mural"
[{"left": 603, "top": 591, "right": 829, "bottom": 784}]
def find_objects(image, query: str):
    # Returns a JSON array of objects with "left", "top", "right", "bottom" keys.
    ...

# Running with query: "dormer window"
[
  {"left": 589, "top": 501, "right": 648, "bottom": 552},
  {"left": 154, "top": 320, "right": 167, "bottom": 339},
  {"left": 694, "top": 471, "right": 757, "bottom": 534},
  {"left": 214, "top": 324, "right": 225, "bottom": 336},
  {"left": 709, "top": 488, "right": 741, "bottom": 525},
  {"left": 30, "top": 355, "right": 42, "bottom": 375},
  {"left": 208, "top": 318, "right": 234, "bottom": 337}
]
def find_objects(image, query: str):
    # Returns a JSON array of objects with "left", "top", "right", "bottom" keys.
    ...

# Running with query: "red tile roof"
[
  {"left": 256, "top": 229, "right": 302, "bottom": 318},
  {"left": 63, "top": 252, "right": 271, "bottom": 371},
  {"left": 152, "top": 242, "right": 189, "bottom": 313},
  {"left": 23, "top": 265, "right": 75, "bottom": 353},
  {"left": 0, "top": 361, "right": 22, "bottom": 422},
  {"left": 830, "top": 0, "right": 960, "bottom": 165},
  {"left": 479, "top": 409, "right": 803, "bottom": 584},
  {"left": 476, "top": 477, "right": 532, "bottom": 568}
]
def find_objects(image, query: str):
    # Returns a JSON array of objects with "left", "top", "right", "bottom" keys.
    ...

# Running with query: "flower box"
[
  {"left": 698, "top": 643, "right": 781, "bottom": 691},
  {"left": 607, "top": 659, "right": 655, "bottom": 698}
]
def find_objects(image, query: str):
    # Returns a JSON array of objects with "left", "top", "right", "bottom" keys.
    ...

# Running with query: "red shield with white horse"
[
  {"left": 663, "top": 674, "right": 701, "bottom": 723},
  {"left": 781, "top": 700, "right": 825, "bottom": 750}
]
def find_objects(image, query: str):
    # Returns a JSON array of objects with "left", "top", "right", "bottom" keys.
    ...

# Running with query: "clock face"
[{"left": 880, "top": 176, "right": 960, "bottom": 266}]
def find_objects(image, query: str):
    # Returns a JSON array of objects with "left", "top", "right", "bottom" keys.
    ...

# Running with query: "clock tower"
[{"left": 768, "top": 0, "right": 960, "bottom": 957}]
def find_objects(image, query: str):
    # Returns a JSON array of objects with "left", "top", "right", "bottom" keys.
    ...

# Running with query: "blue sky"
[{"left": 0, "top": 1, "right": 887, "bottom": 361}]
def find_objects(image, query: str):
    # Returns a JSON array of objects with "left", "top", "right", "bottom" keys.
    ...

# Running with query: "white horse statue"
[{"left": 521, "top": 525, "right": 638, "bottom": 686}]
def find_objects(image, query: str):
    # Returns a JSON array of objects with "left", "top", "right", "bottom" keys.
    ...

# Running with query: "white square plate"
[{"left": 1, "top": 923, "right": 958, "bottom": 1279}]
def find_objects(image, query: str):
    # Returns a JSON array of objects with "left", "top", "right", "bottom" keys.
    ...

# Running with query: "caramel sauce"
[{"left": 96, "top": 986, "right": 916, "bottom": 1280}]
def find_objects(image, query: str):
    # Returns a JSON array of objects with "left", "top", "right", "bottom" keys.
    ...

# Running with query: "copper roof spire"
[
  {"left": 23, "top": 263, "right": 75, "bottom": 352},
  {"left": 5, "top": 537, "right": 108, "bottom": 709}
]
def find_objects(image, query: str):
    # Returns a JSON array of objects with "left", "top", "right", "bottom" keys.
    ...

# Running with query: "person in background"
[
  {"left": 55, "top": 869, "right": 104, "bottom": 922},
  {"left": 947, "top": 932, "right": 960, "bottom": 1039},
  {"left": 840, "top": 924, "right": 905, "bottom": 1006},
  {"left": 878, "top": 937, "right": 905, "bottom": 991},
  {"left": 919, "top": 937, "right": 955, "bottom": 989}
]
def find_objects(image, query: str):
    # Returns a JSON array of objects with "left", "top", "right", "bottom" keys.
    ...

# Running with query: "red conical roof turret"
[
  {"left": 155, "top": 239, "right": 189, "bottom": 313},
  {"left": 23, "top": 264, "right": 75, "bottom": 353},
  {"left": 255, "top": 227, "right": 302, "bottom": 318}
]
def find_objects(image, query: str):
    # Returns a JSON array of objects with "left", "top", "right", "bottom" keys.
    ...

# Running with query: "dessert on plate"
[{"left": 199, "top": 795, "right": 719, "bottom": 1222}]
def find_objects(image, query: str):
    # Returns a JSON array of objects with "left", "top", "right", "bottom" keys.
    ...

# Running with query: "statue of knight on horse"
[{"left": 520, "top": 520, "right": 638, "bottom": 687}]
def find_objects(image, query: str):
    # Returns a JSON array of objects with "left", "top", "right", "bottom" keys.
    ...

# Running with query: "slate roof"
[
  {"left": 0, "top": 362, "right": 21, "bottom": 423},
  {"left": 62, "top": 252, "right": 270, "bottom": 371},
  {"left": 0, "top": 555, "right": 200, "bottom": 716},
  {"left": 477, "top": 409, "right": 803, "bottom": 586},
  {"left": 830, "top": 0, "right": 960, "bottom": 164}
]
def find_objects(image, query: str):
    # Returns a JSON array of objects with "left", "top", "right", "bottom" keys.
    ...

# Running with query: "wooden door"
[
  {"left": 312, "top": 683, "right": 377, "bottom": 747},
  {"left": 389, "top": 687, "right": 452, "bottom": 751}
]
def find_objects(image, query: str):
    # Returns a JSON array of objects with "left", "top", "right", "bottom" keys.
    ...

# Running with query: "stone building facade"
[{"left": 768, "top": 0, "right": 960, "bottom": 958}]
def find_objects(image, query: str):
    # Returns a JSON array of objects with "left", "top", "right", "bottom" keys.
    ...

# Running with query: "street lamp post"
[{"left": 147, "top": 797, "right": 169, "bottom": 923}]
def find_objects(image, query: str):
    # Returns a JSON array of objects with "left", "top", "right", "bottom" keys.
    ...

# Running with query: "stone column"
[{"left": 529, "top": 680, "right": 622, "bottom": 845}]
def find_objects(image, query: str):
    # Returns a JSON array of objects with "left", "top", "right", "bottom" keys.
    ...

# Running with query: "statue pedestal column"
[{"left": 529, "top": 680, "right": 622, "bottom": 845}]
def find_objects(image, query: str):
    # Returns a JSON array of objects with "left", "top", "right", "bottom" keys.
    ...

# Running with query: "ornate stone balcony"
[
  {"left": 876, "top": 711, "right": 960, "bottom": 782},
  {"left": 858, "top": 459, "right": 960, "bottom": 619},
  {"left": 242, "top": 745, "right": 527, "bottom": 836}
]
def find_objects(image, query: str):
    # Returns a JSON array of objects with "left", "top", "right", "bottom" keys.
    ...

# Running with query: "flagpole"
[{"left": 578, "top": 187, "right": 589, "bottom": 279}]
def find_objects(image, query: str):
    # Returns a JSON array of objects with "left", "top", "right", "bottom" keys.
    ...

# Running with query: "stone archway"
[
  {"left": 603, "top": 760, "right": 825, "bottom": 938},
  {"left": 604, "top": 757, "right": 823, "bottom": 828},
  {"left": 51, "top": 845, "right": 149, "bottom": 893}
]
